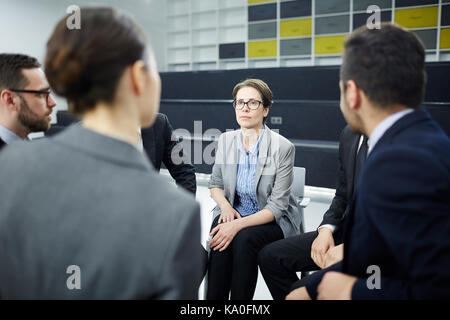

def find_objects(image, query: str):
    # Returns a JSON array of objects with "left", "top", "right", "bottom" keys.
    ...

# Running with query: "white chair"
[{"left": 292, "top": 167, "right": 310, "bottom": 234}]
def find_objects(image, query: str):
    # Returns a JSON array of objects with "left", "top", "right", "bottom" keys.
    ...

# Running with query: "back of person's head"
[
  {"left": 340, "top": 23, "right": 426, "bottom": 110},
  {"left": 45, "top": 7, "right": 151, "bottom": 116},
  {"left": 0, "top": 53, "right": 41, "bottom": 92}
]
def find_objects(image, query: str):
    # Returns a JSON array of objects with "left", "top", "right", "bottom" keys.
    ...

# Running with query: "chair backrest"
[
  {"left": 292, "top": 167, "right": 305, "bottom": 199},
  {"left": 291, "top": 167, "right": 306, "bottom": 233}
]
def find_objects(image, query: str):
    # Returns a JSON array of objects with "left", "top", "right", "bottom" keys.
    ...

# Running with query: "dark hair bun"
[
  {"left": 46, "top": 48, "right": 83, "bottom": 98},
  {"left": 45, "top": 7, "right": 148, "bottom": 114}
]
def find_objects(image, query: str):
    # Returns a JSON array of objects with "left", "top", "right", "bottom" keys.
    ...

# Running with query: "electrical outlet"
[{"left": 271, "top": 116, "right": 282, "bottom": 125}]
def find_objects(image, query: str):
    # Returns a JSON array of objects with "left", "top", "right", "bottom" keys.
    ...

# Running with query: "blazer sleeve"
[
  {"left": 161, "top": 114, "right": 197, "bottom": 195},
  {"left": 208, "top": 133, "right": 225, "bottom": 190},
  {"left": 350, "top": 147, "right": 450, "bottom": 299},
  {"left": 263, "top": 141, "right": 295, "bottom": 222},
  {"left": 319, "top": 130, "right": 352, "bottom": 227}
]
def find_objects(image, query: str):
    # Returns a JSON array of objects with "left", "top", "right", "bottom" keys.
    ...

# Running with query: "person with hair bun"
[{"left": 0, "top": 7, "right": 202, "bottom": 299}]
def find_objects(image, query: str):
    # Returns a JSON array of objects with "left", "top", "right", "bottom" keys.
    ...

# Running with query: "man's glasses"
[
  {"left": 233, "top": 99, "right": 263, "bottom": 110},
  {"left": 9, "top": 88, "right": 52, "bottom": 104}
]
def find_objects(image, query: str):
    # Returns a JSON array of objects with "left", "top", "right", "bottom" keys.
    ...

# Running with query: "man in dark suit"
[
  {"left": 258, "top": 125, "right": 365, "bottom": 300},
  {"left": 0, "top": 54, "right": 56, "bottom": 149},
  {"left": 141, "top": 113, "right": 196, "bottom": 195},
  {"left": 288, "top": 23, "right": 450, "bottom": 300},
  {"left": 142, "top": 113, "right": 208, "bottom": 280}
]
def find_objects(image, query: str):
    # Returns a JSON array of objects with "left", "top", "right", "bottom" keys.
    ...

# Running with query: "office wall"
[
  {"left": 158, "top": 62, "right": 450, "bottom": 188},
  {"left": 165, "top": 0, "right": 450, "bottom": 71}
]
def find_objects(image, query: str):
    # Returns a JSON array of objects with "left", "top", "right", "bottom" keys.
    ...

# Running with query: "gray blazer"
[
  {"left": 0, "top": 124, "right": 202, "bottom": 299},
  {"left": 208, "top": 125, "right": 300, "bottom": 238}
]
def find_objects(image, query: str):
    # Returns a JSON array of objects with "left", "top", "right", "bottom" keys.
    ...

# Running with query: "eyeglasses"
[
  {"left": 233, "top": 99, "right": 263, "bottom": 110},
  {"left": 9, "top": 88, "right": 52, "bottom": 104}
]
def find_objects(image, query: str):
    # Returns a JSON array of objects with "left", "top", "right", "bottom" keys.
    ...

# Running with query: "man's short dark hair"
[
  {"left": 0, "top": 53, "right": 41, "bottom": 91},
  {"left": 340, "top": 23, "right": 426, "bottom": 109}
]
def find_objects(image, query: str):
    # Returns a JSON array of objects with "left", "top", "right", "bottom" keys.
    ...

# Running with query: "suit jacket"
[
  {"left": 319, "top": 125, "right": 361, "bottom": 240},
  {"left": 209, "top": 125, "right": 300, "bottom": 238},
  {"left": 0, "top": 137, "right": 5, "bottom": 151},
  {"left": 0, "top": 124, "right": 202, "bottom": 299},
  {"left": 343, "top": 109, "right": 450, "bottom": 299},
  {"left": 141, "top": 113, "right": 196, "bottom": 195}
]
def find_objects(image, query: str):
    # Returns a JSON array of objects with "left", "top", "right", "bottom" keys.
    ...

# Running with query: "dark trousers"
[
  {"left": 258, "top": 230, "right": 342, "bottom": 300},
  {"left": 206, "top": 215, "right": 283, "bottom": 300},
  {"left": 291, "top": 261, "right": 343, "bottom": 299}
]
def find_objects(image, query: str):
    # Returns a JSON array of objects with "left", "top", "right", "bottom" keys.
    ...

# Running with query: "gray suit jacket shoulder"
[
  {"left": 209, "top": 125, "right": 300, "bottom": 237},
  {"left": 0, "top": 124, "right": 202, "bottom": 299}
]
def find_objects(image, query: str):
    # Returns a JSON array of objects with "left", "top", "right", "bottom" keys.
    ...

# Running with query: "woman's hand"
[
  {"left": 208, "top": 220, "right": 241, "bottom": 252},
  {"left": 218, "top": 205, "right": 241, "bottom": 223}
]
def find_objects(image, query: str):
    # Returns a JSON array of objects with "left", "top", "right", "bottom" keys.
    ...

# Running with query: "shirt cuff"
[{"left": 318, "top": 224, "right": 336, "bottom": 233}]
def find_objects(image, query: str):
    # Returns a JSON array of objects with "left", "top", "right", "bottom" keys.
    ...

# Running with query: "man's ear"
[
  {"left": 344, "top": 80, "right": 361, "bottom": 111},
  {"left": 129, "top": 60, "right": 147, "bottom": 95},
  {"left": 0, "top": 89, "right": 18, "bottom": 112}
]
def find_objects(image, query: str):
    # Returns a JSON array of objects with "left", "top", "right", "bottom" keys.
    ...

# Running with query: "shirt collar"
[
  {"left": 368, "top": 109, "right": 414, "bottom": 154},
  {"left": 0, "top": 124, "right": 24, "bottom": 145},
  {"left": 238, "top": 127, "right": 265, "bottom": 155}
]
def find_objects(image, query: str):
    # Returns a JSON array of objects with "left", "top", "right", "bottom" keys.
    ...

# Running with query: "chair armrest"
[{"left": 297, "top": 197, "right": 310, "bottom": 208}]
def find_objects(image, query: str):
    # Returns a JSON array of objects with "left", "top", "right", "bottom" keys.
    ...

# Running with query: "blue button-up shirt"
[{"left": 233, "top": 128, "right": 265, "bottom": 216}]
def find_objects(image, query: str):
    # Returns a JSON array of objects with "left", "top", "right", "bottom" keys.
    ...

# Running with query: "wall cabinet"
[{"left": 165, "top": 0, "right": 450, "bottom": 71}]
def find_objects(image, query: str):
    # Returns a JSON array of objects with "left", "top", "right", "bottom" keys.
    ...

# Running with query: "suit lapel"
[
  {"left": 141, "top": 126, "right": 157, "bottom": 168},
  {"left": 370, "top": 109, "right": 428, "bottom": 155},
  {"left": 255, "top": 126, "right": 270, "bottom": 192},
  {"left": 227, "top": 132, "right": 239, "bottom": 203},
  {"left": 347, "top": 134, "right": 361, "bottom": 199}
]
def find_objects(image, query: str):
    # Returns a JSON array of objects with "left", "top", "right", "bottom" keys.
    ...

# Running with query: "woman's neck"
[
  {"left": 241, "top": 125, "right": 264, "bottom": 152},
  {"left": 82, "top": 102, "right": 140, "bottom": 145}
]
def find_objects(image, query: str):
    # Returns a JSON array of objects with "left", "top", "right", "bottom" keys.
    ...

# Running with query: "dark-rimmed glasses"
[
  {"left": 9, "top": 88, "right": 52, "bottom": 104},
  {"left": 233, "top": 99, "right": 263, "bottom": 110}
]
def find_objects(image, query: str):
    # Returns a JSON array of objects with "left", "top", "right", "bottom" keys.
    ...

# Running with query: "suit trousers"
[
  {"left": 258, "top": 230, "right": 342, "bottom": 300},
  {"left": 206, "top": 214, "right": 283, "bottom": 300}
]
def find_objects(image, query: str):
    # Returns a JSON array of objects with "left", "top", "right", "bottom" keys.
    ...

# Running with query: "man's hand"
[
  {"left": 311, "top": 227, "right": 335, "bottom": 268},
  {"left": 323, "top": 244, "right": 344, "bottom": 269},
  {"left": 317, "top": 271, "right": 357, "bottom": 300},
  {"left": 209, "top": 220, "right": 241, "bottom": 252}
]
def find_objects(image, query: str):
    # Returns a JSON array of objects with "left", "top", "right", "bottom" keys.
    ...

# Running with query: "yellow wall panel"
[
  {"left": 395, "top": 6, "right": 438, "bottom": 29},
  {"left": 441, "top": 28, "right": 450, "bottom": 50},
  {"left": 280, "top": 18, "right": 312, "bottom": 38},
  {"left": 248, "top": 0, "right": 275, "bottom": 4},
  {"left": 248, "top": 40, "right": 277, "bottom": 58},
  {"left": 315, "top": 35, "right": 347, "bottom": 55}
]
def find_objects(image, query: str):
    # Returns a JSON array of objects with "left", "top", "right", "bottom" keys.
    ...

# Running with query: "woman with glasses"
[{"left": 206, "top": 78, "right": 300, "bottom": 300}]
